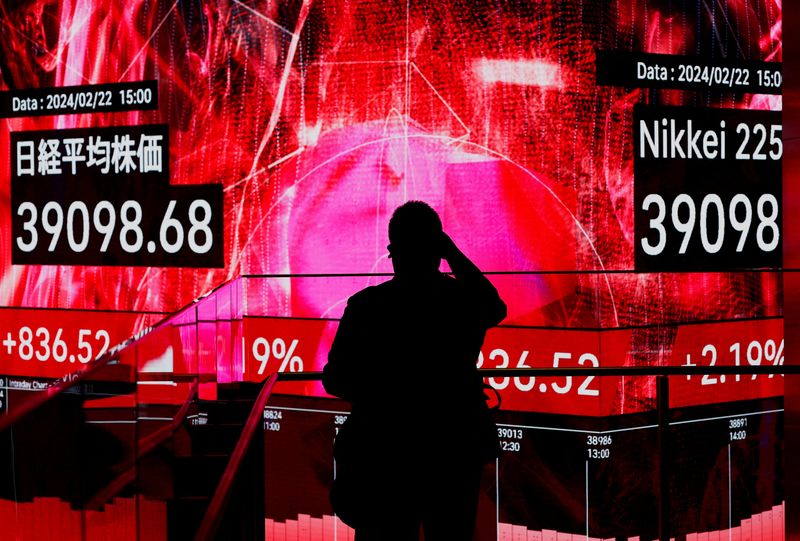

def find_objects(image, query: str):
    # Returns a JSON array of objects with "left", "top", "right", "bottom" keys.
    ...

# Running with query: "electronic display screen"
[
  {"left": 262, "top": 394, "right": 783, "bottom": 541},
  {"left": 0, "top": 0, "right": 785, "bottom": 539}
]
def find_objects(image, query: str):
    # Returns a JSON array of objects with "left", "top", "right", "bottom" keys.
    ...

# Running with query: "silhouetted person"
[{"left": 323, "top": 201, "right": 506, "bottom": 541}]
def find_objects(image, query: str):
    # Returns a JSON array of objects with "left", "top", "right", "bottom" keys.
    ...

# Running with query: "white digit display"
[
  {"left": 756, "top": 194, "right": 780, "bottom": 252},
  {"left": 488, "top": 348, "right": 510, "bottom": 390},
  {"left": 13, "top": 198, "right": 216, "bottom": 260},
  {"left": 160, "top": 200, "right": 184, "bottom": 254},
  {"left": 42, "top": 201, "right": 63, "bottom": 252},
  {"left": 671, "top": 194, "right": 695, "bottom": 254},
  {"left": 699, "top": 194, "right": 724, "bottom": 254},
  {"left": 16, "top": 202, "right": 38, "bottom": 252},
  {"left": 729, "top": 195, "right": 752, "bottom": 252},
  {"left": 3, "top": 326, "right": 112, "bottom": 364},
  {"left": 67, "top": 201, "right": 90, "bottom": 252},
  {"left": 93, "top": 201, "right": 116, "bottom": 252},
  {"left": 513, "top": 350, "right": 535, "bottom": 392},
  {"left": 479, "top": 348, "right": 600, "bottom": 397},
  {"left": 188, "top": 200, "right": 214, "bottom": 254},
  {"left": 119, "top": 200, "right": 144, "bottom": 253},
  {"left": 640, "top": 193, "right": 779, "bottom": 257},
  {"left": 641, "top": 194, "right": 666, "bottom": 256},
  {"left": 551, "top": 352, "right": 573, "bottom": 394}
]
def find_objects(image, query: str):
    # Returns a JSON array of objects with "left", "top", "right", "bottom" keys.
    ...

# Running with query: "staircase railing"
[{"left": 193, "top": 371, "right": 280, "bottom": 541}]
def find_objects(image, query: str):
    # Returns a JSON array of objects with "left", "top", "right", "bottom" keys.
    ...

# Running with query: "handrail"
[
  {"left": 84, "top": 378, "right": 200, "bottom": 510},
  {"left": 242, "top": 269, "right": 788, "bottom": 277},
  {"left": 190, "top": 359, "right": 796, "bottom": 535},
  {"left": 0, "top": 273, "right": 244, "bottom": 432},
  {"left": 0, "top": 301, "right": 218, "bottom": 432},
  {"left": 3, "top": 363, "right": 791, "bottom": 432},
  {"left": 193, "top": 371, "right": 281, "bottom": 541},
  {"left": 0, "top": 348, "right": 132, "bottom": 433},
  {"left": 190, "top": 363, "right": 793, "bottom": 539},
  {"left": 136, "top": 378, "right": 199, "bottom": 457},
  {"left": 276, "top": 364, "right": 800, "bottom": 381}
]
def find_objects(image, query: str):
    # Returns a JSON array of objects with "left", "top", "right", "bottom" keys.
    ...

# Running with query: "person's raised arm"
[{"left": 441, "top": 233, "right": 507, "bottom": 328}]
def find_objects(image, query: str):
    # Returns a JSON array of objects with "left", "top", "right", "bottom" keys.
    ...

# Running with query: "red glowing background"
[{"left": 0, "top": 0, "right": 783, "bottom": 406}]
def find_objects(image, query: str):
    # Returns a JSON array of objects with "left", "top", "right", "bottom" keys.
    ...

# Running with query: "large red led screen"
[
  {"left": 0, "top": 0, "right": 784, "bottom": 389},
  {"left": 0, "top": 1, "right": 786, "bottom": 540}
]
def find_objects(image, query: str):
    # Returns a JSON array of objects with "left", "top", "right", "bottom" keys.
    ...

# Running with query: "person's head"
[{"left": 387, "top": 201, "right": 443, "bottom": 277}]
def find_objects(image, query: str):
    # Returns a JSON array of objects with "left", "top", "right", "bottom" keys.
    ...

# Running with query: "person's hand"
[{"left": 440, "top": 232, "right": 458, "bottom": 261}]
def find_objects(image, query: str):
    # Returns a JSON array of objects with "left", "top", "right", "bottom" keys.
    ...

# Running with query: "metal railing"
[
  {"left": 194, "top": 372, "right": 281, "bottom": 541},
  {"left": 272, "top": 364, "right": 796, "bottom": 541}
]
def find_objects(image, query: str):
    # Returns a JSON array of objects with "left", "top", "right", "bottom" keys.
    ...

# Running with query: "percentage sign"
[
  {"left": 272, "top": 338, "right": 304, "bottom": 372},
  {"left": 252, "top": 337, "right": 304, "bottom": 375},
  {"left": 764, "top": 339, "right": 784, "bottom": 378}
]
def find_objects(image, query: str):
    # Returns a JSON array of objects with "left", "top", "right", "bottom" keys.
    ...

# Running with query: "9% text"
[{"left": 252, "top": 337, "right": 304, "bottom": 375}]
